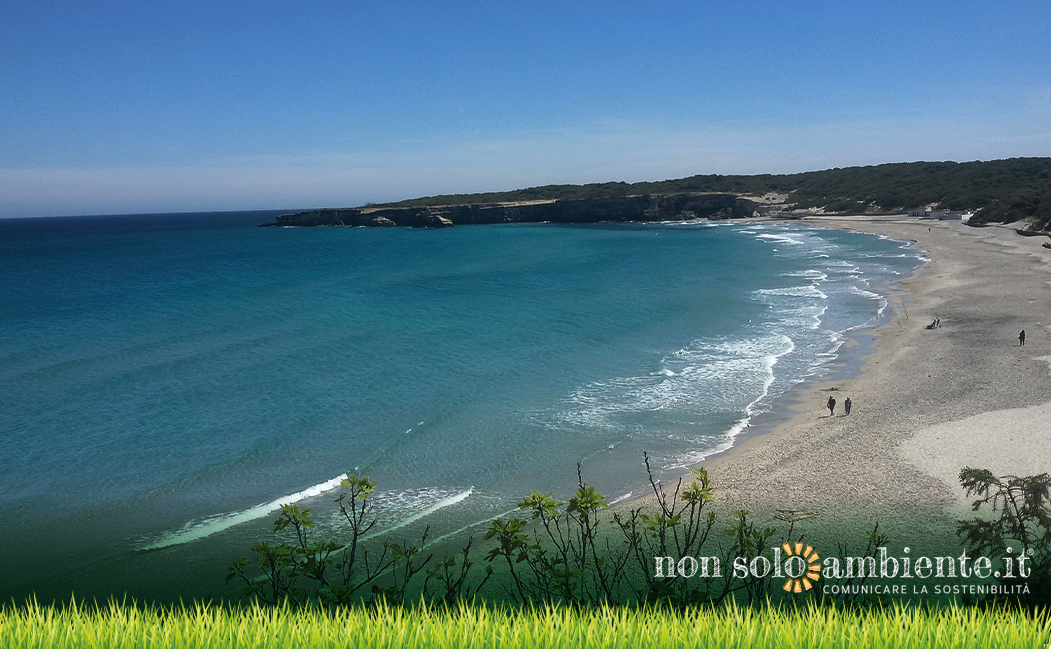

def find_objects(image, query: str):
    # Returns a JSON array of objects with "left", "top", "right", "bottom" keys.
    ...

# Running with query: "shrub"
[{"left": 957, "top": 468, "right": 1051, "bottom": 606}]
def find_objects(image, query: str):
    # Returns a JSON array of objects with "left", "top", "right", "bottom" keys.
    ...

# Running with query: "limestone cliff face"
[{"left": 269, "top": 193, "right": 758, "bottom": 228}]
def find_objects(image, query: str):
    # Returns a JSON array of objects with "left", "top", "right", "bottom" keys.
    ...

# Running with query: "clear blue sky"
[{"left": 2, "top": 1, "right": 1049, "bottom": 217}]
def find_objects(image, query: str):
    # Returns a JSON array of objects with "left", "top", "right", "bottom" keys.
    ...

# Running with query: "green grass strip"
[{"left": 1, "top": 598, "right": 1049, "bottom": 649}]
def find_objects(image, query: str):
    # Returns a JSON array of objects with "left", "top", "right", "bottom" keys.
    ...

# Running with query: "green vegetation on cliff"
[{"left": 376, "top": 158, "right": 1051, "bottom": 230}]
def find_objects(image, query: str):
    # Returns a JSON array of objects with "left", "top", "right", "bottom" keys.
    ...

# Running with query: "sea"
[{"left": 0, "top": 211, "right": 925, "bottom": 589}]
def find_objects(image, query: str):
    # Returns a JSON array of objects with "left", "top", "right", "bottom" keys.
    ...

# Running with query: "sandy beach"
[{"left": 679, "top": 215, "right": 1051, "bottom": 549}]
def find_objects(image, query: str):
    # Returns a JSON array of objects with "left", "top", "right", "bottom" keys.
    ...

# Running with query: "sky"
[{"left": 1, "top": 1, "right": 1049, "bottom": 217}]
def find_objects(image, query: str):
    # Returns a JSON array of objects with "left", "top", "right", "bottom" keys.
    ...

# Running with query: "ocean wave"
[
  {"left": 754, "top": 285, "right": 828, "bottom": 299},
  {"left": 823, "top": 261, "right": 862, "bottom": 275},
  {"left": 608, "top": 491, "right": 634, "bottom": 506},
  {"left": 360, "top": 487, "right": 474, "bottom": 542},
  {"left": 774, "top": 304, "right": 827, "bottom": 331},
  {"left": 137, "top": 481, "right": 476, "bottom": 552},
  {"left": 847, "top": 285, "right": 882, "bottom": 300},
  {"left": 554, "top": 334, "right": 795, "bottom": 437},
  {"left": 857, "top": 252, "right": 914, "bottom": 259},
  {"left": 780, "top": 269, "right": 828, "bottom": 281},
  {"left": 136, "top": 473, "right": 349, "bottom": 550},
  {"left": 661, "top": 336, "right": 795, "bottom": 469},
  {"left": 754, "top": 233, "right": 807, "bottom": 246},
  {"left": 548, "top": 224, "right": 924, "bottom": 478},
  {"left": 424, "top": 505, "right": 519, "bottom": 548}
]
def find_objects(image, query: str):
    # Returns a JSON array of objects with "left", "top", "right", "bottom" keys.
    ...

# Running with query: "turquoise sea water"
[{"left": 0, "top": 212, "right": 924, "bottom": 583}]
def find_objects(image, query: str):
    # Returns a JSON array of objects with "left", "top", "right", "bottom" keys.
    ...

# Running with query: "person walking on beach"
[
  {"left": 844, "top": 397, "right": 852, "bottom": 415},
  {"left": 826, "top": 396, "right": 836, "bottom": 416},
  {"left": 1019, "top": 330, "right": 1026, "bottom": 346}
]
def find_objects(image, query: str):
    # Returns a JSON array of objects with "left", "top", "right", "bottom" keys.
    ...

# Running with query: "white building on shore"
[{"left": 908, "top": 207, "right": 974, "bottom": 221}]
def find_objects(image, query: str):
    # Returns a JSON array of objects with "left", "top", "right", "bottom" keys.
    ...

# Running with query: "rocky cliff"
[{"left": 267, "top": 193, "right": 760, "bottom": 228}]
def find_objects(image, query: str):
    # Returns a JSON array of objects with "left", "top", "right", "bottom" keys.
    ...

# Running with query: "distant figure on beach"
[
  {"left": 827, "top": 396, "right": 836, "bottom": 416},
  {"left": 1019, "top": 329, "right": 1026, "bottom": 346},
  {"left": 844, "top": 397, "right": 852, "bottom": 415}
]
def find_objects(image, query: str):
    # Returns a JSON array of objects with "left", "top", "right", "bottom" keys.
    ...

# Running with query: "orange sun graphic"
[{"left": 781, "top": 542, "right": 821, "bottom": 593}]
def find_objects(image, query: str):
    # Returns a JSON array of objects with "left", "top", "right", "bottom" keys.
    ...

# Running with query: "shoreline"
[
  {"left": 689, "top": 260, "right": 896, "bottom": 472},
  {"left": 690, "top": 323, "right": 882, "bottom": 483},
  {"left": 655, "top": 215, "right": 1051, "bottom": 551},
  {"left": 684, "top": 216, "right": 921, "bottom": 476}
]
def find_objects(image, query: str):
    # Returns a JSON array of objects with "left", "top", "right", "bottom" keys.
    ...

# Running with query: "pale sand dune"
[
  {"left": 900, "top": 400, "right": 1051, "bottom": 507},
  {"left": 638, "top": 216, "right": 1051, "bottom": 547}
]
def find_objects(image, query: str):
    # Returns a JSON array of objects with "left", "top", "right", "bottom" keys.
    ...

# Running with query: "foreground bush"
[
  {"left": 1, "top": 598, "right": 1048, "bottom": 649},
  {"left": 232, "top": 460, "right": 1051, "bottom": 609},
  {"left": 228, "top": 458, "right": 894, "bottom": 608}
]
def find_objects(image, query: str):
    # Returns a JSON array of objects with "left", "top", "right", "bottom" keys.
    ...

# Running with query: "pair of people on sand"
[{"left": 826, "top": 395, "right": 851, "bottom": 416}]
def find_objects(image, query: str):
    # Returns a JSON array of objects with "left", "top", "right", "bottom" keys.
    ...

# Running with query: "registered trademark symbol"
[{"left": 994, "top": 571, "right": 1000, "bottom": 578}]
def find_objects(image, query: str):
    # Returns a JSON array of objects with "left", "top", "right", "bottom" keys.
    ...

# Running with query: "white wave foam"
[
  {"left": 608, "top": 492, "right": 634, "bottom": 506},
  {"left": 780, "top": 270, "right": 828, "bottom": 281},
  {"left": 848, "top": 285, "right": 881, "bottom": 300},
  {"left": 654, "top": 227, "right": 924, "bottom": 469},
  {"left": 363, "top": 488, "right": 473, "bottom": 541},
  {"left": 425, "top": 506, "right": 519, "bottom": 548},
  {"left": 139, "top": 480, "right": 476, "bottom": 553},
  {"left": 775, "top": 304, "right": 827, "bottom": 331},
  {"left": 857, "top": 252, "right": 917, "bottom": 259},
  {"left": 555, "top": 334, "right": 796, "bottom": 438},
  {"left": 754, "top": 285, "right": 828, "bottom": 299},
  {"left": 137, "top": 473, "right": 349, "bottom": 550},
  {"left": 662, "top": 336, "right": 795, "bottom": 469},
  {"left": 754, "top": 233, "right": 806, "bottom": 246},
  {"left": 699, "top": 335, "right": 794, "bottom": 358}
]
